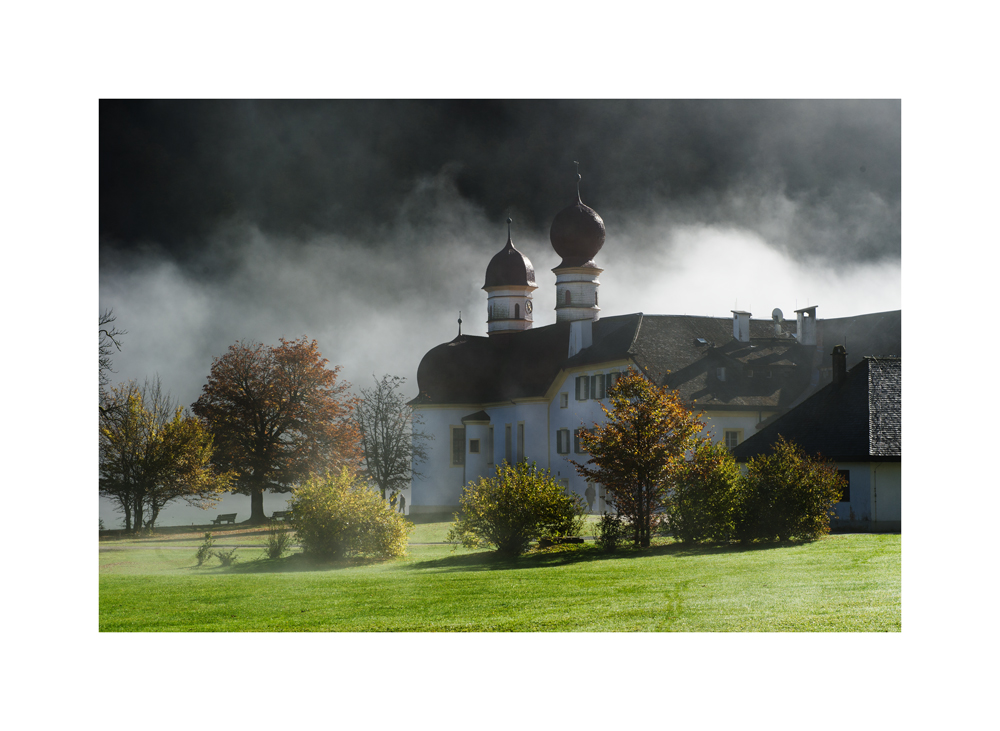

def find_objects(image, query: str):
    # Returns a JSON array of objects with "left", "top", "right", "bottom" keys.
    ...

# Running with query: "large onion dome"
[
  {"left": 483, "top": 232, "right": 536, "bottom": 289},
  {"left": 550, "top": 189, "right": 605, "bottom": 269}
]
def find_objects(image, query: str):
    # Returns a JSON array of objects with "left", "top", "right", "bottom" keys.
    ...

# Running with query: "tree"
[
  {"left": 99, "top": 309, "right": 125, "bottom": 406},
  {"left": 290, "top": 468, "right": 413, "bottom": 560},
  {"left": 100, "top": 378, "right": 231, "bottom": 531},
  {"left": 667, "top": 439, "right": 741, "bottom": 544},
  {"left": 448, "top": 461, "right": 586, "bottom": 557},
  {"left": 734, "top": 437, "right": 845, "bottom": 542},
  {"left": 192, "top": 337, "right": 361, "bottom": 523},
  {"left": 574, "top": 367, "right": 704, "bottom": 547},
  {"left": 354, "top": 374, "right": 430, "bottom": 506}
]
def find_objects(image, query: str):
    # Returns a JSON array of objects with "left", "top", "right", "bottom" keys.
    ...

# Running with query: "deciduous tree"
[
  {"left": 100, "top": 379, "right": 231, "bottom": 530},
  {"left": 574, "top": 367, "right": 704, "bottom": 547},
  {"left": 192, "top": 337, "right": 361, "bottom": 523},
  {"left": 354, "top": 374, "right": 429, "bottom": 507},
  {"left": 99, "top": 309, "right": 125, "bottom": 407}
]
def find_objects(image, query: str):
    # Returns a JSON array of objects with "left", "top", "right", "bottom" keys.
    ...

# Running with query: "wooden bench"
[
  {"left": 210, "top": 513, "right": 237, "bottom": 525},
  {"left": 271, "top": 511, "right": 292, "bottom": 521}
]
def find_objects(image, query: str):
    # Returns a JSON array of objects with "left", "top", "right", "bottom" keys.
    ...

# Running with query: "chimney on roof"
[
  {"left": 732, "top": 310, "right": 752, "bottom": 343},
  {"left": 795, "top": 306, "right": 817, "bottom": 345},
  {"left": 568, "top": 318, "right": 593, "bottom": 358},
  {"left": 832, "top": 345, "right": 848, "bottom": 385}
]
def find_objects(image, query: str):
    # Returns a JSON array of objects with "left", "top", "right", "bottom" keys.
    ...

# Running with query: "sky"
[{"left": 99, "top": 99, "right": 901, "bottom": 415}]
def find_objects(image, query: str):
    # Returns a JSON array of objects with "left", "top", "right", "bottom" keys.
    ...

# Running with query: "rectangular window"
[
  {"left": 608, "top": 371, "right": 621, "bottom": 390},
  {"left": 517, "top": 422, "right": 525, "bottom": 462},
  {"left": 556, "top": 428, "right": 570, "bottom": 454},
  {"left": 469, "top": 439, "right": 480, "bottom": 454},
  {"left": 451, "top": 426, "right": 466, "bottom": 466},
  {"left": 574, "top": 428, "right": 589, "bottom": 454},
  {"left": 505, "top": 424, "right": 512, "bottom": 464},
  {"left": 575, "top": 374, "right": 590, "bottom": 400},
  {"left": 724, "top": 430, "right": 741, "bottom": 450},
  {"left": 838, "top": 470, "right": 851, "bottom": 502},
  {"left": 487, "top": 426, "right": 494, "bottom": 464},
  {"left": 717, "top": 367, "right": 727, "bottom": 382},
  {"left": 591, "top": 373, "right": 606, "bottom": 399},
  {"left": 560, "top": 393, "right": 568, "bottom": 408}
]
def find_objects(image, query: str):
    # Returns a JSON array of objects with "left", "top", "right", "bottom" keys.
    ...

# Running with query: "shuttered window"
[
  {"left": 575, "top": 375, "right": 590, "bottom": 400},
  {"left": 557, "top": 428, "right": 570, "bottom": 454},
  {"left": 591, "top": 373, "right": 606, "bottom": 400}
]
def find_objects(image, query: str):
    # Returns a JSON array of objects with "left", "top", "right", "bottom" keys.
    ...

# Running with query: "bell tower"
[{"left": 483, "top": 218, "right": 537, "bottom": 336}]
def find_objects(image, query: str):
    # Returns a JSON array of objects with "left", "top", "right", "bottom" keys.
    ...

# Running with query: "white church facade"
[{"left": 406, "top": 175, "right": 901, "bottom": 515}]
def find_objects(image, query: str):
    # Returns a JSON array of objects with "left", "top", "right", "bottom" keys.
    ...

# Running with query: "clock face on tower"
[{"left": 525, "top": 300, "right": 533, "bottom": 314}]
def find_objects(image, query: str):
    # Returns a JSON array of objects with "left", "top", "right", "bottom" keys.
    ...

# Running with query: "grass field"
[{"left": 99, "top": 518, "right": 900, "bottom": 632}]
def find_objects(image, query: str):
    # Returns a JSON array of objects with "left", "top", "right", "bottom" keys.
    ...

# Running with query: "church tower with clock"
[{"left": 483, "top": 217, "right": 537, "bottom": 336}]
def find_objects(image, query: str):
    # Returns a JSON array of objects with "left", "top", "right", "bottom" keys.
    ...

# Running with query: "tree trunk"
[{"left": 248, "top": 489, "right": 266, "bottom": 523}]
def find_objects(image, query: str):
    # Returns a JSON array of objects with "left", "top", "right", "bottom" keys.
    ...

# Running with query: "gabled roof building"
[
  {"left": 406, "top": 173, "right": 901, "bottom": 517},
  {"left": 731, "top": 351, "right": 901, "bottom": 530}
]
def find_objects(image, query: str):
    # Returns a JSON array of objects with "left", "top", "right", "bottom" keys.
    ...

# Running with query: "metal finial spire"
[
  {"left": 574, "top": 160, "right": 582, "bottom": 202},
  {"left": 458, "top": 311, "right": 463, "bottom": 336}
]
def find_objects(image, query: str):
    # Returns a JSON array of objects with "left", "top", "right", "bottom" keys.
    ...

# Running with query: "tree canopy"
[
  {"left": 100, "top": 378, "right": 231, "bottom": 530},
  {"left": 192, "top": 337, "right": 360, "bottom": 523},
  {"left": 574, "top": 367, "right": 704, "bottom": 547}
]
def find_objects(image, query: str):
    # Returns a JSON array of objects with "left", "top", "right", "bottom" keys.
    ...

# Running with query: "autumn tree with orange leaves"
[
  {"left": 573, "top": 367, "right": 705, "bottom": 547},
  {"left": 192, "top": 337, "right": 361, "bottom": 523}
]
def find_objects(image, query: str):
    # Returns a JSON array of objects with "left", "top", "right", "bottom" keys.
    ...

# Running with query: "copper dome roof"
[
  {"left": 550, "top": 191, "right": 605, "bottom": 269},
  {"left": 483, "top": 233, "right": 536, "bottom": 289}
]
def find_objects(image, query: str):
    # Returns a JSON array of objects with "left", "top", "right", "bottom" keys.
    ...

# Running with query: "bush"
[
  {"left": 290, "top": 468, "right": 412, "bottom": 560},
  {"left": 734, "top": 437, "right": 845, "bottom": 542},
  {"left": 265, "top": 521, "right": 292, "bottom": 559},
  {"left": 447, "top": 461, "right": 586, "bottom": 557},
  {"left": 595, "top": 511, "right": 628, "bottom": 551},
  {"left": 195, "top": 532, "right": 214, "bottom": 566},
  {"left": 667, "top": 440, "right": 741, "bottom": 543},
  {"left": 213, "top": 547, "right": 239, "bottom": 566}
]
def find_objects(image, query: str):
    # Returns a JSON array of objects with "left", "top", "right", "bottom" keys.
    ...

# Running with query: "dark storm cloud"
[{"left": 100, "top": 99, "right": 900, "bottom": 265}]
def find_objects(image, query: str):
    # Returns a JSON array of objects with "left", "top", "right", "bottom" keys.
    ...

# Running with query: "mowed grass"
[{"left": 100, "top": 518, "right": 900, "bottom": 632}]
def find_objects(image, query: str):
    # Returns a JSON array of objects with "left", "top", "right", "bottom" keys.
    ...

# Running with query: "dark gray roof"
[
  {"left": 731, "top": 357, "right": 901, "bottom": 462},
  {"left": 410, "top": 311, "right": 902, "bottom": 414}
]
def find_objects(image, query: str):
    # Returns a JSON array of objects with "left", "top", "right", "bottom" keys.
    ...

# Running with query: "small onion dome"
[
  {"left": 483, "top": 233, "right": 536, "bottom": 289},
  {"left": 549, "top": 191, "right": 605, "bottom": 269}
]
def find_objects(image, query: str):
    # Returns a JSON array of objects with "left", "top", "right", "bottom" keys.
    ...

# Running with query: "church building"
[{"left": 407, "top": 174, "right": 901, "bottom": 516}]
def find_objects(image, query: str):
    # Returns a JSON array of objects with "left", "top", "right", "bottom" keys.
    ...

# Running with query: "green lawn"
[{"left": 99, "top": 522, "right": 900, "bottom": 632}]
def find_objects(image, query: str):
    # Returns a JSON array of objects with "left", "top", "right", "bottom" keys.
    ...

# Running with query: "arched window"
[
  {"left": 565, "top": 290, "right": 572, "bottom": 306},
  {"left": 514, "top": 303, "right": 520, "bottom": 319}
]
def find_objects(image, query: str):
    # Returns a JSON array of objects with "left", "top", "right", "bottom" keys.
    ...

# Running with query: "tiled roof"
[
  {"left": 410, "top": 311, "right": 902, "bottom": 414},
  {"left": 730, "top": 357, "right": 901, "bottom": 462}
]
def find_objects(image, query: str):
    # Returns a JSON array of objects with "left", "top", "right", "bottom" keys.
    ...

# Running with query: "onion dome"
[
  {"left": 550, "top": 177, "right": 605, "bottom": 269},
  {"left": 483, "top": 227, "right": 536, "bottom": 289}
]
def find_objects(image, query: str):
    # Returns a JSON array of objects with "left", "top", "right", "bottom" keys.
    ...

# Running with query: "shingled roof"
[
  {"left": 730, "top": 356, "right": 901, "bottom": 462},
  {"left": 410, "top": 311, "right": 902, "bottom": 412}
]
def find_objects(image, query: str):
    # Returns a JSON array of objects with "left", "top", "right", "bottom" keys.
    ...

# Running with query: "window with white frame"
[
  {"left": 724, "top": 429, "right": 741, "bottom": 450},
  {"left": 575, "top": 375, "right": 590, "bottom": 400},
  {"left": 560, "top": 392, "right": 568, "bottom": 408},
  {"left": 574, "top": 428, "right": 590, "bottom": 454}
]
